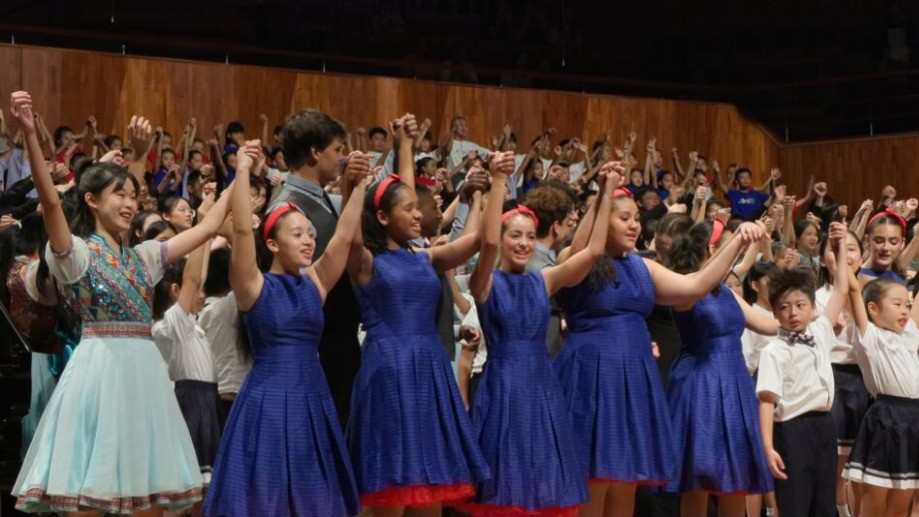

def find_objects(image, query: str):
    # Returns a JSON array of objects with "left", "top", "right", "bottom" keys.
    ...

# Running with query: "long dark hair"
[
  {"left": 153, "top": 259, "right": 184, "bottom": 320},
  {"left": 71, "top": 163, "right": 140, "bottom": 238},
  {"left": 0, "top": 213, "right": 51, "bottom": 308},
  {"left": 362, "top": 179, "right": 412, "bottom": 256}
]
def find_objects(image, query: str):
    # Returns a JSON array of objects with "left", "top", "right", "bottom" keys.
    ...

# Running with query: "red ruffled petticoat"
[
  {"left": 361, "top": 483, "right": 475, "bottom": 508},
  {"left": 457, "top": 502, "right": 579, "bottom": 517},
  {"left": 589, "top": 478, "right": 668, "bottom": 486}
]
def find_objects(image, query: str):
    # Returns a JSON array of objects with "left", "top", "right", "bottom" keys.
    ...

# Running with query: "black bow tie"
[{"left": 788, "top": 331, "right": 815, "bottom": 347}]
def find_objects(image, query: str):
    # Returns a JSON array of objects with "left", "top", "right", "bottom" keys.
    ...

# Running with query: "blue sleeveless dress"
[
  {"left": 203, "top": 273, "right": 360, "bottom": 517},
  {"left": 555, "top": 253, "right": 676, "bottom": 484},
  {"left": 348, "top": 248, "right": 490, "bottom": 506},
  {"left": 666, "top": 286, "right": 773, "bottom": 495},
  {"left": 463, "top": 271, "right": 586, "bottom": 516}
]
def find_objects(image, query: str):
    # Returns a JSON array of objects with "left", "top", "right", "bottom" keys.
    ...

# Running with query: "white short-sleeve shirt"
[
  {"left": 152, "top": 304, "right": 217, "bottom": 383},
  {"left": 741, "top": 303, "right": 775, "bottom": 374},
  {"left": 756, "top": 316, "right": 836, "bottom": 421},
  {"left": 854, "top": 320, "right": 919, "bottom": 398},
  {"left": 199, "top": 293, "right": 251, "bottom": 395},
  {"left": 448, "top": 140, "right": 490, "bottom": 169}
]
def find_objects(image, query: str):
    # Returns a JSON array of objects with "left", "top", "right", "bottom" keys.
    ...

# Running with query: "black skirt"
[
  {"left": 831, "top": 364, "right": 872, "bottom": 452},
  {"left": 175, "top": 379, "right": 221, "bottom": 485},
  {"left": 844, "top": 394, "right": 919, "bottom": 489}
]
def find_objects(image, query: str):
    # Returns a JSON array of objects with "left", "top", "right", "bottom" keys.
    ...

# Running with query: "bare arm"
[
  {"left": 759, "top": 394, "right": 787, "bottom": 480},
  {"left": 126, "top": 116, "right": 155, "bottom": 186},
  {"left": 646, "top": 222, "right": 765, "bottom": 306},
  {"left": 9, "top": 92, "right": 71, "bottom": 254},
  {"left": 543, "top": 166, "right": 619, "bottom": 294},
  {"left": 732, "top": 290, "right": 779, "bottom": 335},
  {"left": 176, "top": 239, "right": 210, "bottom": 315},
  {"left": 310, "top": 175, "right": 370, "bottom": 301},
  {"left": 227, "top": 142, "right": 263, "bottom": 311},
  {"left": 822, "top": 223, "right": 850, "bottom": 325},
  {"left": 468, "top": 169, "right": 507, "bottom": 305}
]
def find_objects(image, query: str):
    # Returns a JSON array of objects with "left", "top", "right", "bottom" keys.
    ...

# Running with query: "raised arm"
[
  {"left": 227, "top": 141, "right": 264, "bottom": 311},
  {"left": 468, "top": 155, "right": 510, "bottom": 305},
  {"left": 126, "top": 116, "right": 155, "bottom": 186},
  {"left": 311, "top": 172, "right": 370, "bottom": 301},
  {"left": 166, "top": 171, "right": 237, "bottom": 265},
  {"left": 10, "top": 92, "right": 71, "bottom": 254},
  {"left": 713, "top": 160, "right": 732, "bottom": 194},
  {"left": 427, "top": 153, "right": 510, "bottom": 275},
  {"left": 732, "top": 290, "right": 779, "bottom": 335},
  {"left": 543, "top": 165, "right": 620, "bottom": 295},
  {"left": 646, "top": 222, "right": 766, "bottom": 306},
  {"left": 822, "top": 222, "right": 850, "bottom": 325},
  {"left": 176, "top": 238, "right": 211, "bottom": 315}
]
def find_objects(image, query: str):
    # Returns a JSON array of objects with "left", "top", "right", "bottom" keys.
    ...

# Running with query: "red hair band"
[
  {"left": 374, "top": 174, "right": 402, "bottom": 210},
  {"left": 263, "top": 202, "right": 303, "bottom": 241},
  {"left": 709, "top": 218, "right": 725, "bottom": 246},
  {"left": 867, "top": 208, "right": 907, "bottom": 232},
  {"left": 502, "top": 204, "right": 540, "bottom": 228},
  {"left": 613, "top": 187, "right": 633, "bottom": 198},
  {"left": 416, "top": 177, "right": 436, "bottom": 188}
]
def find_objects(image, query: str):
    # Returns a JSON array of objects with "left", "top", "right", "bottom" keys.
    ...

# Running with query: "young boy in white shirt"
[{"left": 757, "top": 223, "right": 849, "bottom": 517}]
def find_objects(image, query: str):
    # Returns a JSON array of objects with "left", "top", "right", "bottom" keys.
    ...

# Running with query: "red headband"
[
  {"left": 502, "top": 204, "right": 540, "bottom": 228},
  {"left": 374, "top": 174, "right": 402, "bottom": 210},
  {"left": 709, "top": 218, "right": 725, "bottom": 246},
  {"left": 868, "top": 208, "right": 907, "bottom": 232},
  {"left": 613, "top": 187, "right": 633, "bottom": 198},
  {"left": 263, "top": 202, "right": 302, "bottom": 241}
]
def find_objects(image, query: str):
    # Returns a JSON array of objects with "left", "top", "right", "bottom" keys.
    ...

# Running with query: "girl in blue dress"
[
  {"left": 203, "top": 141, "right": 369, "bottom": 516},
  {"left": 346, "top": 114, "right": 490, "bottom": 516},
  {"left": 665, "top": 220, "right": 790, "bottom": 517},
  {"left": 10, "top": 92, "right": 231, "bottom": 515},
  {"left": 460, "top": 158, "right": 621, "bottom": 517},
  {"left": 554, "top": 189, "right": 766, "bottom": 517}
]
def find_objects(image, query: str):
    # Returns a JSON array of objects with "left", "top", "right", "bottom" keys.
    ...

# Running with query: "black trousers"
[{"left": 773, "top": 411, "right": 837, "bottom": 517}]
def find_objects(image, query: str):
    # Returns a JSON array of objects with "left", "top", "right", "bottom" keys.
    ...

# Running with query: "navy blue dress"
[
  {"left": 348, "top": 249, "right": 490, "bottom": 506},
  {"left": 204, "top": 273, "right": 360, "bottom": 517},
  {"left": 464, "top": 271, "right": 587, "bottom": 516},
  {"left": 555, "top": 253, "right": 676, "bottom": 484},
  {"left": 666, "top": 286, "right": 774, "bottom": 495}
]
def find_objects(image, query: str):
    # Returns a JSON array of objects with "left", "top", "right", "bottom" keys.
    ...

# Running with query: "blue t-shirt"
[{"left": 725, "top": 189, "right": 769, "bottom": 221}]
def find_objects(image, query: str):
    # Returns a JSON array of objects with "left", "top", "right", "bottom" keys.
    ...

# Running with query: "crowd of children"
[{"left": 3, "top": 87, "right": 919, "bottom": 517}]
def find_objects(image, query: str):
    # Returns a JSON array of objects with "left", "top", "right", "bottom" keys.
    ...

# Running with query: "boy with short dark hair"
[{"left": 756, "top": 224, "right": 849, "bottom": 517}]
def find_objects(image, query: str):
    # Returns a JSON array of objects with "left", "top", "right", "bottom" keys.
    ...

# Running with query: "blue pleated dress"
[
  {"left": 463, "top": 271, "right": 587, "bottom": 516},
  {"left": 203, "top": 273, "right": 360, "bottom": 517},
  {"left": 666, "top": 286, "right": 774, "bottom": 495},
  {"left": 555, "top": 253, "right": 676, "bottom": 484},
  {"left": 348, "top": 248, "right": 490, "bottom": 507}
]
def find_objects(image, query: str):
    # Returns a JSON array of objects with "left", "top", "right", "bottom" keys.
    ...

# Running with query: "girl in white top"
[
  {"left": 152, "top": 236, "right": 220, "bottom": 495},
  {"left": 816, "top": 230, "right": 867, "bottom": 517},
  {"left": 741, "top": 260, "right": 779, "bottom": 374},
  {"left": 843, "top": 272, "right": 919, "bottom": 517}
]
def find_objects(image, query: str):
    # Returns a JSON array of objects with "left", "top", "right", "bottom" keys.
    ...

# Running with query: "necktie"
[
  {"left": 322, "top": 191, "right": 338, "bottom": 218},
  {"left": 788, "top": 331, "right": 815, "bottom": 347}
]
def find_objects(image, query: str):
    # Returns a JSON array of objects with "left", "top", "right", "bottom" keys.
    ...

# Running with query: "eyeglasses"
[{"left": 176, "top": 207, "right": 196, "bottom": 218}]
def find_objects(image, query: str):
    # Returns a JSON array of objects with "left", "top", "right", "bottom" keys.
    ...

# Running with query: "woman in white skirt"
[{"left": 10, "top": 91, "right": 229, "bottom": 515}]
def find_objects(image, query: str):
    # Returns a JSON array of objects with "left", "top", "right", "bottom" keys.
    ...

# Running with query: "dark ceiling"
[{"left": 2, "top": 0, "right": 918, "bottom": 142}]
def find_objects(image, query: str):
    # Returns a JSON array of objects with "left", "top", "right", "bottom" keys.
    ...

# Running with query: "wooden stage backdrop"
[{"left": 1, "top": 44, "right": 917, "bottom": 208}]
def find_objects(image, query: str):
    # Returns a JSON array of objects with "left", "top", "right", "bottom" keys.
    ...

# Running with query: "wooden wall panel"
[
  {"left": 1, "top": 43, "right": 790, "bottom": 189},
  {"left": 779, "top": 135, "right": 919, "bottom": 210}
]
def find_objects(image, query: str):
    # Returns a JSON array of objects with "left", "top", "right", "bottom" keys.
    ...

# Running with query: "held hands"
[
  {"left": 235, "top": 140, "right": 263, "bottom": 171},
  {"left": 99, "top": 149, "right": 126, "bottom": 166},
  {"left": 9, "top": 92, "right": 36, "bottom": 134},
  {"left": 597, "top": 161, "right": 625, "bottom": 193},
  {"left": 828, "top": 221, "right": 847, "bottom": 247},
  {"left": 734, "top": 221, "right": 766, "bottom": 245},
  {"left": 344, "top": 150, "right": 373, "bottom": 186},
  {"left": 488, "top": 151, "right": 515, "bottom": 179},
  {"left": 882, "top": 185, "right": 897, "bottom": 200},
  {"left": 459, "top": 166, "right": 488, "bottom": 202}
]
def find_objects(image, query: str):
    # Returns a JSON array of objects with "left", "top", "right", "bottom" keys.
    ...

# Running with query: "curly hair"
[{"left": 523, "top": 183, "right": 576, "bottom": 239}]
